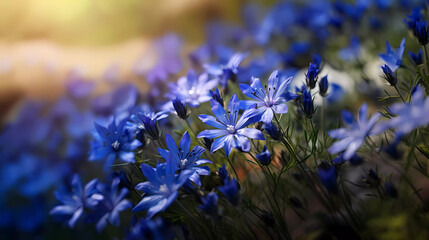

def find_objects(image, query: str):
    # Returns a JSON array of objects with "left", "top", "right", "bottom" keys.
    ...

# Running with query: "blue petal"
[{"left": 197, "top": 129, "right": 228, "bottom": 139}]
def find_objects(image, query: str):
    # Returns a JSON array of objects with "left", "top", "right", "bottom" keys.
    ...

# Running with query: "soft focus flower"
[
  {"left": 328, "top": 103, "right": 381, "bottom": 160},
  {"left": 409, "top": 49, "right": 423, "bottom": 65},
  {"left": 198, "top": 192, "right": 219, "bottom": 216},
  {"left": 132, "top": 156, "right": 193, "bottom": 218},
  {"left": 218, "top": 177, "right": 240, "bottom": 205},
  {"left": 264, "top": 122, "right": 282, "bottom": 140},
  {"left": 338, "top": 36, "right": 361, "bottom": 61},
  {"left": 197, "top": 94, "right": 265, "bottom": 157},
  {"left": 90, "top": 119, "right": 142, "bottom": 168},
  {"left": 317, "top": 163, "right": 338, "bottom": 193},
  {"left": 381, "top": 64, "right": 398, "bottom": 86},
  {"left": 172, "top": 98, "right": 188, "bottom": 120},
  {"left": 305, "top": 63, "right": 320, "bottom": 89},
  {"left": 384, "top": 180, "right": 398, "bottom": 198},
  {"left": 256, "top": 146, "right": 272, "bottom": 166},
  {"left": 50, "top": 175, "right": 103, "bottom": 228},
  {"left": 319, "top": 75, "right": 329, "bottom": 97},
  {"left": 94, "top": 177, "right": 132, "bottom": 232},
  {"left": 412, "top": 20, "right": 429, "bottom": 46},
  {"left": 127, "top": 217, "right": 174, "bottom": 240},
  {"left": 379, "top": 38, "right": 405, "bottom": 72},
  {"left": 379, "top": 86, "right": 429, "bottom": 136},
  {"left": 167, "top": 69, "right": 218, "bottom": 107},
  {"left": 157, "top": 132, "right": 212, "bottom": 186},
  {"left": 204, "top": 52, "right": 248, "bottom": 87},
  {"left": 239, "top": 70, "right": 295, "bottom": 123},
  {"left": 302, "top": 89, "right": 315, "bottom": 118}
]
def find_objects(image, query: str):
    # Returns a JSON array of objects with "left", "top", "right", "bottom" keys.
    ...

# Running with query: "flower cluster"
[{"left": 2, "top": 1, "right": 429, "bottom": 239}]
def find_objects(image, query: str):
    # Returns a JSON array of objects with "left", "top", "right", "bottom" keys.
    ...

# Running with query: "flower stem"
[{"left": 394, "top": 85, "right": 406, "bottom": 103}]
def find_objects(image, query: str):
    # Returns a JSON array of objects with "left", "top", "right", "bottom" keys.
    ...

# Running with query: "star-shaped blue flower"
[
  {"left": 50, "top": 174, "right": 104, "bottom": 228},
  {"left": 132, "top": 156, "right": 193, "bottom": 218},
  {"left": 197, "top": 94, "right": 265, "bottom": 157},
  {"left": 157, "top": 131, "right": 212, "bottom": 186},
  {"left": 94, "top": 177, "right": 132, "bottom": 232},
  {"left": 238, "top": 70, "right": 296, "bottom": 124},
  {"left": 167, "top": 69, "right": 218, "bottom": 107},
  {"left": 380, "top": 86, "right": 429, "bottom": 136},
  {"left": 379, "top": 38, "right": 405, "bottom": 72},
  {"left": 328, "top": 103, "right": 381, "bottom": 160},
  {"left": 89, "top": 119, "right": 142, "bottom": 168}
]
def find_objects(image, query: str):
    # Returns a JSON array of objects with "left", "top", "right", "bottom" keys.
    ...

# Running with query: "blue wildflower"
[
  {"left": 409, "top": 49, "right": 423, "bottom": 65},
  {"left": 413, "top": 20, "right": 429, "bottom": 46},
  {"left": 218, "top": 164, "right": 229, "bottom": 181},
  {"left": 172, "top": 98, "right": 188, "bottom": 120},
  {"left": 319, "top": 75, "right": 329, "bottom": 97},
  {"left": 128, "top": 105, "right": 168, "bottom": 141},
  {"left": 239, "top": 70, "right": 295, "bottom": 124},
  {"left": 256, "top": 146, "right": 272, "bottom": 166},
  {"left": 338, "top": 36, "right": 361, "bottom": 61},
  {"left": 198, "top": 192, "right": 219, "bottom": 216},
  {"left": 94, "top": 177, "right": 132, "bottom": 232},
  {"left": 403, "top": 7, "right": 423, "bottom": 31},
  {"left": 317, "top": 163, "right": 338, "bottom": 193},
  {"left": 50, "top": 175, "right": 104, "bottom": 228},
  {"left": 90, "top": 119, "right": 142, "bottom": 168},
  {"left": 302, "top": 89, "right": 315, "bottom": 119},
  {"left": 157, "top": 131, "right": 212, "bottom": 186},
  {"left": 127, "top": 217, "right": 174, "bottom": 240},
  {"left": 264, "top": 122, "right": 282, "bottom": 141},
  {"left": 363, "top": 169, "right": 381, "bottom": 187},
  {"left": 328, "top": 103, "right": 381, "bottom": 160},
  {"left": 132, "top": 156, "right": 193, "bottom": 218},
  {"left": 379, "top": 38, "right": 405, "bottom": 72},
  {"left": 218, "top": 177, "right": 240, "bottom": 205},
  {"left": 204, "top": 52, "right": 248, "bottom": 87},
  {"left": 167, "top": 69, "right": 218, "bottom": 107},
  {"left": 210, "top": 88, "right": 224, "bottom": 107},
  {"left": 197, "top": 94, "right": 265, "bottom": 157},
  {"left": 380, "top": 86, "right": 429, "bottom": 136},
  {"left": 381, "top": 64, "right": 398, "bottom": 86},
  {"left": 305, "top": 63, "right": 320, "bottom": 89}
]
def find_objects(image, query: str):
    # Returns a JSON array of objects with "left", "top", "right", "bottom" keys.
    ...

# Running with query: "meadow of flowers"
[{"left": 2, "top": 0, "right": 429, "bottom": 239}]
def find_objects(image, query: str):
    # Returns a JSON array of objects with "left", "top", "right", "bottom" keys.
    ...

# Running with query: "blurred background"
[{"left": 0, "top": 0, "right": 256, "bottom": 116}]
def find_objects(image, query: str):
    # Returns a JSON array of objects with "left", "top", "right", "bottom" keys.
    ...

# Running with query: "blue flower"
[
  {"left": 167, "top": 69, "right": 218, "bottom": 107},
  {"left": 204, "top": 52, "right": 248, "bottom": 87},
  {"left": 264, "top": 122, "right": 282, "bottom": 140},
  {"left": 413, "top": 20, "right": 429, "bottom": 46},
  {"left": 210, "top": 88, "right": 224, "bottom": 107},
  {"left": 256, "top": 146, "right": 271, "bottom": 166},
  {"left": 328, "top": 103, "right": 381, "bottom": 160},
  {"left": 157, "top": 131, "right": 212, "bottom": 186},
  {"left": 338, "top": 36, "right": 361, "bottom": 61},
  {"left": 302, "top": 89, "right": 315, "bottom": 118},
  {"left": 94, "top": 177, "right": 132, "bottom": 232},
  {"left": 305, "top": 63, "right": 320, "bottom": 89},
  {"left": 172, "top": 98, "right": 188, "bottom": 120},
  {"left": 132, "top": 156, "right": 193, "bottom": 218},
  {"left": 127, "top": 217, "right": 174, "bottom": 240},
  {"left": 381, "top": 64, "right": 398, "bottom": 86},
  {"left": 317, "top": 163, "right": 338, "bottom": 193},
  {"left": 90, "top": 119, "right": 142, "bottom": 168},
  {"left": 409, "top": 49, "right": 423, "bottom": 65},
  {"left": 380, "top": 86, "right": 429, "bottom": 136},
  {"left": 50, "top": 174, "right": 104, "bottom": 228},
  {"left": 128, "top": 105, "right": 168, "bottom": 141},
  {"left": 319, "top": 75, "right": 329, "bottom": 97},
  {"left": 218, "top": 177, "right": 240, "bottom": 205},
  {"left": 403, "top": 7, "right": 424, "bottom": 32},
  {"left": 197, "top": 94, "right": 265, "bottom": 157},
  {"left": 379, "top": 38, "right": 405, "bottom": 72},
  {"left": 239, "top": 70, "right": 295, "bottom": 123},
  {"left": 198, "top": 192, "right": 219, "bottom": 216}
]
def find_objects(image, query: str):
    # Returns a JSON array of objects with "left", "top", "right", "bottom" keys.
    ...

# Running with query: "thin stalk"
[{"left": 394, "top": 85, "right": 406, "bottom": 103}]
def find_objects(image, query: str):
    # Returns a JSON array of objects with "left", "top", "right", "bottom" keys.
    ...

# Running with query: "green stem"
[{"left": 394, "top": 85, "right": 406, "bottom": 103}]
